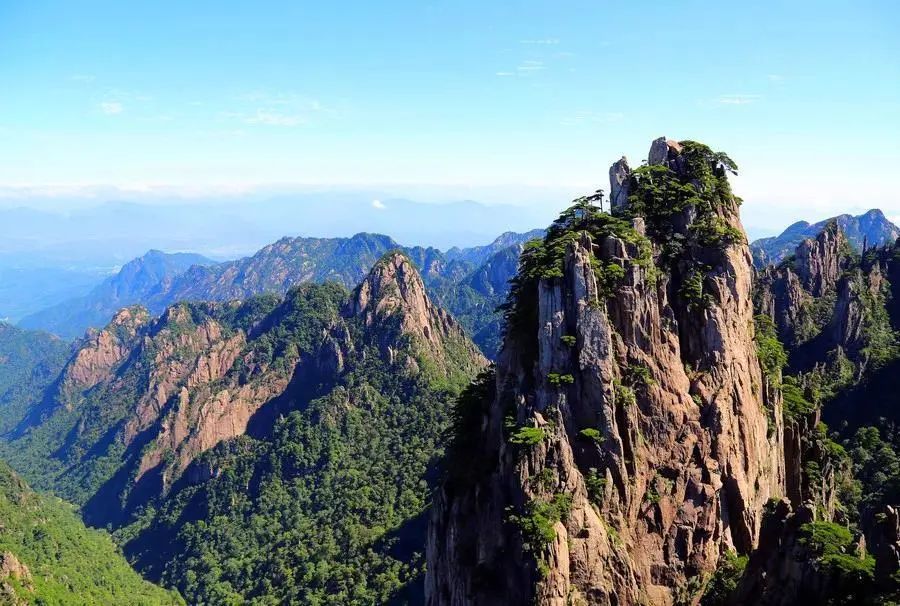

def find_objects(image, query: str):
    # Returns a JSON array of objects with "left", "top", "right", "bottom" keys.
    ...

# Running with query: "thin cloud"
[
  {"left": 246, "top": 109, "right": 304, "bottom": 127},
  {"left": 516, "top": 60, "right": 546, "bottom": 73},
  {"left": 224, "top": 92, "right": 334, "bottom": 127},
  {"left": 716, "top": 94, "right": 762, "bottom": 105},
  {"left": 99, "top": 101, "right": 124, "bottom": 115},
  {"left": 495, "top": 71, "right": 515, "bottom": 77},
  {"left": 520, "top": 38, "right": 559, "bottom": 45},
  {"left": 69, "top": 74, "right": 95, "bottom": 83}
]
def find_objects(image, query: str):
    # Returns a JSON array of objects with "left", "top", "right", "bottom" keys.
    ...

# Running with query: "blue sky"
[{"left": 1, "top": 0, "right": 898, "bottom": 236}]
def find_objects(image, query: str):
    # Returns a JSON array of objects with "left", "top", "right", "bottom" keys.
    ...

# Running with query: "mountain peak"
[
  {"left": 751, "top": 209, "right": 900, "bottom": 267},
  {"left": 353, "top": 251, "right": 486, "bottom": 385},
  {"left": 352, "top": 252, "right": 437, "bottom": 334}
]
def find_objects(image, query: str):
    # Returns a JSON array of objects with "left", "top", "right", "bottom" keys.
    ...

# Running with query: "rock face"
[
  {"left": 755, "top": 220, "right": 887, "bottom": 373},
  {"left": 352, "top": 253, "right": 484, "bottom": 380},
  {"left": 609, "top": 157, "right": 631, "bottom": 211},
  {"left": 793, "top": 221, "right": 847, "bottom": 297},
  {"left": 61, "top": 306, "right": 150, "bottom": 394},
  {"left": 427, "top": 138, "right": 784, "bottom": 605}
]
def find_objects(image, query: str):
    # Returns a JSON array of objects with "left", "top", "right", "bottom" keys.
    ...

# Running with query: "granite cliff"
[{"left": 427, "top": 138, "right": 787, "bottom": 605}]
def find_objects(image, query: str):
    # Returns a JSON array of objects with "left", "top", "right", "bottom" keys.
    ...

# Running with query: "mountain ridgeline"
[
  {"left": 19, "top": 250, "right": 215, "bottom": 339},
  {"left": 18, "top": 231, "right": 542, "bottom": 358},
  {"left": 1, "top": 253, "right": 486, "bottom": 603},
  {"left": 750, "top": 209, "right": 900, "bottom": 268}
]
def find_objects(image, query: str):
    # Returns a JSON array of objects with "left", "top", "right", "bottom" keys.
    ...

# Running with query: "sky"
[{"left": 1, "top": 0, "right": 898, "bottom": 237}]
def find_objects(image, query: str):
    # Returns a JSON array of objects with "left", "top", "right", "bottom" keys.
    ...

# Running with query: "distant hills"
[
  {"left": 750, "top": 209, "right": 900, "bottom": 267},
  {"left": 19, "top": 250, "right": 215, "bottom": 339},
  {"left": 0, "top": 195, "right": 554, "bottom": 265},
  {"left": 19, "top": 230, "right": 544, "bottom": 356}
]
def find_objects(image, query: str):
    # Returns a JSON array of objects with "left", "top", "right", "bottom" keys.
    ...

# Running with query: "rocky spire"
[
  {"left": 608, "top": 156, "right": 631, "bottom": 211},
  {"left": 427, "top": 138, "right": 784, "bottom": 606},
  {"left": 794, "top": 220, "right": 848, "bottom": 297}
]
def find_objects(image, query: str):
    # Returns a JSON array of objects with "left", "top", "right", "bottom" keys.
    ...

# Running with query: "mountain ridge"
[
  {"left": 0, "top": 253, "right": 487, "bottom": 603},
  {"left": 751, "top": 209, "right": 899, "bottom": 267}
]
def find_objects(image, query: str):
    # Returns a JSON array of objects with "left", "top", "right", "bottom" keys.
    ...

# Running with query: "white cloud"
[
  {"left": 716, "top": 94, "right": 762, "bottom": 106},
  {"left": 495, "top": 71, "right": 515, "bottom": 77},
  {"left": 520, "top": 38, "right": 559, "bottom": 45},
  {"left": 69, "top": 73, "right": 95, "bottom": 83},
  {"left": 372, "top": 199, "right": 386, "bottom": 210},
  {"left": 246, "top": 109, "right": 304, "bottom": 127},
  {"left": 99, "top": 101, "right": 123, "bottom": 115}
]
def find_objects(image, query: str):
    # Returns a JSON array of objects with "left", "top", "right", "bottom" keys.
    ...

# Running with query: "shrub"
[
  {"left": 700, "top": 552, "right": 748, "bottom": 606},
  {"left": 509, "top": 426, "right": 546, "bottom": 446},
  {"left": 547, "top": 373, "right": 575, "bottom": 386},
  {"left": 623, "top": 363, "right": 655, "bottom": 387},
  {"left": 754, "top": 314, "right": 787, "bottom": 382},
  {"left": 585, "top": 468, "right": 607, "bottom": 504},
  {"left": 509, "top": 493, "right": 573, "bottom": 552},
  {"left": 579, "top": 428, "right": 601, "bottom": 441}
]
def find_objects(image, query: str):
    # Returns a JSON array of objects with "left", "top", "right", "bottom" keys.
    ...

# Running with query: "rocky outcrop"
[
  {"left": 609, "top": 157, "right": 631, "bottom": 211},
  {"left": 756, "top": 220, "right": 890, "bottom": 374},
  {"left": 427, "top": 138, "right": 784, "bottom": 606},
  {"left": 734, "top": 500, "right": 872, "bottom": 605},
  {"left": 0, "top": 551, "right": 32, "bottom": 605},
  {"left": 60, "top": 306, "right": 149, "bottom": 397},
  {"left": 648, "top": 137, "right": 683, "bottom": 167},
  {"left": 794, "top": 222, "right": 847, "bottom": 297},
  {"left": 755, "top": 223, "right": 854, "bottom": 352},
  {"left": 0, "top": 552, "right": 31, "bottom": 587},
  {"left": 353, "top": 253, "right": 486, "bottom": 383},
  {"left": 865, "top": 505, "right": 900, "bottom": 585}
]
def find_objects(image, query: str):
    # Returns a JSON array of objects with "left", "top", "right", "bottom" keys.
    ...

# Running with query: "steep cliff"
[{"left": 427, "top": 138, "right": 784, "bottom": 605}]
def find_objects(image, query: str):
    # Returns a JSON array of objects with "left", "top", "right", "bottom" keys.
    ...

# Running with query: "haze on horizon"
[{"left": 1, "top": 0, "right": 898, "bottom": 241}]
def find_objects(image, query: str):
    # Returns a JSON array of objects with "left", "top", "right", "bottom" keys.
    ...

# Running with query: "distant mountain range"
[
  {"left": 0, "top": 195, "right": 555, "bottom": 264},
  {"left": 19, "top": 230, "right": 545, "bottom": 356},
  {"left": 750, "top": 209, "right": 900, "bottom": 267},
  {"left": 19, "top": 250, "right": 215, "bottom": 338}
]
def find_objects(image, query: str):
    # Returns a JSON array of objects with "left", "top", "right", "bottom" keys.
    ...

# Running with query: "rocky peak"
[
  {"left": 352, "top": 252, "right": 486, "bottom": 383},
  {"left": 755, "top": 220, "right": 875, "bottom": 367},
  {"left": 609, "top": 156, "right": 631, "bottom": 210},
  {"left": 61, "top": 305, "right": 150, "bottom": 395},
  {"left": 648, "top": 136, "right": 684, "bottom": 169},
  {"left": 427, "top": 138, "right": 782, "bottom": 606},
  {"left": 795, "top": 220, "right": 849, "bottom": 297}
]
